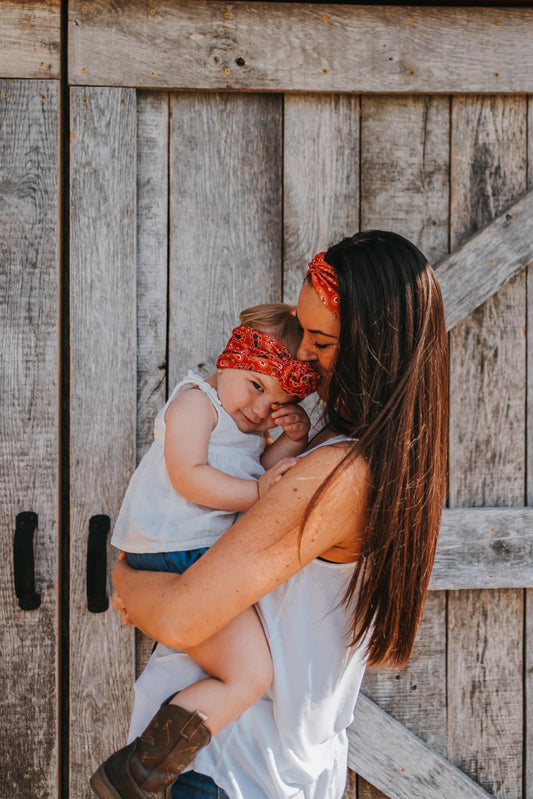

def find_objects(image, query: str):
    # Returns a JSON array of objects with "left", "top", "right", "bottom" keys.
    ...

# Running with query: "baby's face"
[{"left": 217, "top": 368, "right": 296, "bottom": 434}]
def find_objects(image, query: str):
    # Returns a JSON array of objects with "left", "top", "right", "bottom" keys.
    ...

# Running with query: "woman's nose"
[{"left": 297, "top": 337, "right": 317, "bottom": 362}]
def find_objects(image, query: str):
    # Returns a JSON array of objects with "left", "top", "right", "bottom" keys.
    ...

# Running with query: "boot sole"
[{"left": 89, "top": 765, "right": 123, "bottom": 799}]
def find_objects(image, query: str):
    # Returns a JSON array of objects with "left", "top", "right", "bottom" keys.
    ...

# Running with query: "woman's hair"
[
  {"left": 239, "top": 302, "right": 301, "bottom": 357},
  {"left": 308, "top": 230, "right": 448, "bottom": 669}
]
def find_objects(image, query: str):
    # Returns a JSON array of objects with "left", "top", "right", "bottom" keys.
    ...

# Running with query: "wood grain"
[
  {"left": 360, "top": 95, "right": 450, "bottom": 269},
  {"left": 437, "top": 189, "right": 533, "bottom": 331},
  {"left": 168, "top": 92, "right": 282, "bottom": 386},
  {"left": 431, "top": 508, "right": 533, "bottom": 589},
  {"left": 283, "top": 93, "right": 360, "bottom": 305},
  {"left": 526, "top": 94, "right": 533, "bottom": 799},
  {"left": 349, "top": 695, "right": 494, "bottom": 799},
  {"left": 448, "top": 94, "right": 526, "bottom": 799},
  {"left": 68, "top": 1, "right": 533, "bottom": 93},
  {"left": 0, "top": 78, "right": 59, "bottom": 799},
  {"left": 0, "top": 1, "right": 60, "bottom": 80},
  {"left": 357, "top": 94, "right": 450, "bottom": 799},
  {"left": 342, "top": 769, "right": 357, "bottom": 799},
  {"left": 69, "top": 86, "right": 137, "bottom": 796},
  {"left": 135, "top": 91, "right": 169, "bottom": 677}
]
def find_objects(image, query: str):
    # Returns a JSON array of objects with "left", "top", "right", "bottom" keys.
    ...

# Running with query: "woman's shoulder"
[{"left": 298, "top": 437, "right": 370, "bottom": 493}]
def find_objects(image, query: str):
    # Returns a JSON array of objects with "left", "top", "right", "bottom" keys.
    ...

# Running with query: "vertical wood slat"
[
  {"left": 526, "top": 95, "right": 533, "bottom": 799},
  {"left": 135, "top": 91, "right": 169, "bottom": 677},
  {"left": 357, "top": 94, "right": 450, "bottom": 799},
  {"left": 283, "top": 93, "right": 360, "bottom": 792},
  {"left": 360, "top": 95, "right": 450, "bottom": 267},
  {"left": 0, "top": 79, "right": 60, "bottom": 799},
  {"left": 168, "top": 92, "right": 283, "bottom": 386},
  {"left": 283, "top": 94, "right": 360, "bottom": 305},
  {"left": 448, "top": 95, "right": 527, "bottom": 799},
  {"left": 70, "top": 86, "right": 137, "bottom": 797}
]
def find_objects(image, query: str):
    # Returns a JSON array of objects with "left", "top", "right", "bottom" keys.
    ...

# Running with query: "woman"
[{"left": 110, "top": 230, "right": 448, "bottom": 798}]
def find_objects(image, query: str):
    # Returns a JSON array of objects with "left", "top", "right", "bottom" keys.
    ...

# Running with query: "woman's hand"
[
  {"left": 113, "top": 551, "right": 134, "bottom": 626},
  {"left": 112, "top": 587, "right": 134, "bottom": 627},
  {"left": 258, "top": 457, "right": 298, "bottom": 498}
]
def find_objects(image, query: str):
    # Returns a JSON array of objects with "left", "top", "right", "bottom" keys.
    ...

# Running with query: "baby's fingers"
[{"left": 273, "top": 457, "right": 298, "bottom": 477}]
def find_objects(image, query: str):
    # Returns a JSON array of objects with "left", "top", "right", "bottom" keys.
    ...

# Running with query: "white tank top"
[
  {"left": 129, "top": 436, "right": 367, "bottom": 798},
  {"left": 111, "top": 371, "right": 265, "bottom": 553}
]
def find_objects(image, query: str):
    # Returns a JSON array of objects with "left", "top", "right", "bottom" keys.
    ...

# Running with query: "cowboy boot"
[{"left": 89, "top": 696, "right": 211, "bottom": 799}]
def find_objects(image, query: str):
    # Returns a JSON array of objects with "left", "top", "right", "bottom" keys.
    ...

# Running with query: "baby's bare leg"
[{"left": 169, "top": 605, "right": 272, "bottom": 736}]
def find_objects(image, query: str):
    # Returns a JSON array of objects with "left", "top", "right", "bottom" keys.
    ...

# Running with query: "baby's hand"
[
  {"left": 270, "top": 403, "right": 310, "bottom": 442},
  {"left": 258, "top": 457, "right": 298, "bottom": 497}
]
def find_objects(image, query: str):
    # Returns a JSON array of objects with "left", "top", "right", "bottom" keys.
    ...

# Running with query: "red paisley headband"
[
  {"left": 306, "top": 251, "right": 340, "bottom": 318},
  {"left": 216, "top": 325, "right": 319, "bottom": 400}
]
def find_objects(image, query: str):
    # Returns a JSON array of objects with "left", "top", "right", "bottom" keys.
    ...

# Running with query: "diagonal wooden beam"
[
  {"left": 430, "top": 508, "right": 533, "bottom": 590},
  {"left": 348, "top": 694, "right": 494, "bottom": 799},
  {"left": 436, "top": 189, "right": 533, "bottom": 330}
]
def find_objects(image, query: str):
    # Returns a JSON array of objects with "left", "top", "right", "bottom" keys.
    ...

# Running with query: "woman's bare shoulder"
[{"left": 300, "top": 439, "right": 370, "bottom": 488}]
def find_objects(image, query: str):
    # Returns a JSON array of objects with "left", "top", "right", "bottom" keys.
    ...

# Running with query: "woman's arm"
[
  {"left": 164, "top": 389, "right": 259, "bottom": 512},
  {"left": 113, "top": 444, "right": 369, "bottom": 649}
]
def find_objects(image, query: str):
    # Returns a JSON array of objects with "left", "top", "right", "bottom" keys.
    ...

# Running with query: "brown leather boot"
[{"left": 89, "top": 696, "right": 211, "bottom": 799}]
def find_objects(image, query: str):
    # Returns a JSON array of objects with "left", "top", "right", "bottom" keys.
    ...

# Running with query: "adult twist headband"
[
  {"left": 306, "top": 251, "right": 340, "bottom": 318},
  {"left": 217, "top": 325, "right": 319, "bottom": 400}
]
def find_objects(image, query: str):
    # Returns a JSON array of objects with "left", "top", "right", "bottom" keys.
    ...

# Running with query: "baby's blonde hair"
[{"left": 239, "top": 303, "right": 301, "bottom": 357}]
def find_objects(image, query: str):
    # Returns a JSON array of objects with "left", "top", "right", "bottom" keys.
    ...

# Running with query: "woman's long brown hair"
[{"left": 305, "top": 231, "right": 448, "bottom": 669}]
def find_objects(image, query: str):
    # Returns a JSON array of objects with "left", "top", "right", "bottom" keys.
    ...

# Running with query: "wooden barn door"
[
  {"left": 66, "top": 3, "right": 533, "bottom": 798},
  {"left": 0, "top": 78, "right": 60, "bottom": 797},
  {"left": 2, "top": 3, "right": 533, "bottom": 798}
]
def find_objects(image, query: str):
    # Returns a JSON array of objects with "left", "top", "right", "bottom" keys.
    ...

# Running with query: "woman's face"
[{"left": 296, "top": 279, "right": 341, "bottom": 400}]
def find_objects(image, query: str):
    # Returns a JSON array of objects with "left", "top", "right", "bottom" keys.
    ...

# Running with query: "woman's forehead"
[{"left": 297, "top": 280, "right": 340, "bottom": 338}]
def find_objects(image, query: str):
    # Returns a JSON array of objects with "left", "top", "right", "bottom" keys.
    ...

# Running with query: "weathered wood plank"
[
  {"left": 0, "top": 79, "right": 59, "bottom": 799},
  {"left": 342, "top": 769, "right": 357, "bottom": 799},
  {"left": 168, "top": 92, "right": 282, "bottom": 386},
  {"left": 357, "top": 94, "right": 449, "bottom": 799},
  {"left": 135, "top": 91, "right": 169, "bottom": 678},
  {"left": 437, "top": 189, "right": 533, "bottom": 331},
  {"left": 360, "top": 95, "right": 449, "bottom": 268},
  {"left": 70, "top": 86, "right": 137, "bottom": 796},
  {"left": 348, "top": 695, "right": 494, "bottom": 799},
  {"left": 0, "top": 1, "right": 60, "bottom": 80},
  {"left": 283, "top": 94, "right": 360, "bottom": 305},
  {"left": 430, "top": 508, "right": 533, "bottom": 590},
  {"left": 135, "top": 92, "right": 169, "bottom": 464},
  {"left": 526, "top": 94, "right": 533, "bottom": 799},
  {"left": 68, "top": 1, "right": 533, "bottom": 93},
  {"left": 448, "top": 94, "right": 526, "bottom": 799}
]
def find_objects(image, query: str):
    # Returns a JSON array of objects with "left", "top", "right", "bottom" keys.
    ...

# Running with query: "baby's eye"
[{"left": 252, "top": 381, "right": 264, "bottom": 392}]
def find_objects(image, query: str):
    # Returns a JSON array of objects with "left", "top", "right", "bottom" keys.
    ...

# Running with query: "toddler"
[{"left": 90, "top": 303, "right": 318, "bottom": 799}]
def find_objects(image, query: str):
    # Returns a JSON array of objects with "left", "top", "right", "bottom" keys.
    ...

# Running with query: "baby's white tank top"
[{"left": 111, "top": 371, "right": 265, "bottom": 553}]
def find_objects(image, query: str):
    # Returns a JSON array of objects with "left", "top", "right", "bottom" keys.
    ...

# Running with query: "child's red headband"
[
  {"left": 216, "top": 325, "right": 319, "bottom": 400},
  {"left": 306, "top": 252, "right": 340, "bottom": 318}
]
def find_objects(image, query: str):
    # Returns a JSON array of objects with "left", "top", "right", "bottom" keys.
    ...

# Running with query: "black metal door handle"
[
  {"left": 14, "top": 512, "right": 41, "bottom": 610},
  {"left": 87, "top": 514, "right": 110, "bottom": 613}
]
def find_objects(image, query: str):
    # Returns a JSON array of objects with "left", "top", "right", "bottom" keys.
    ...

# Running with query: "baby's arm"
[
  {"left": 261, "top": 402, "right": 310, "bottom": 470},
  {"left": 164, "top": 388, "right": 259, "bottom": 512}
]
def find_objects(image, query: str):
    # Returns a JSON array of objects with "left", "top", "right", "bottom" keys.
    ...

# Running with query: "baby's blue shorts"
[{"left": 127, "top": 547, "right": 208, "bottom": 575}]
